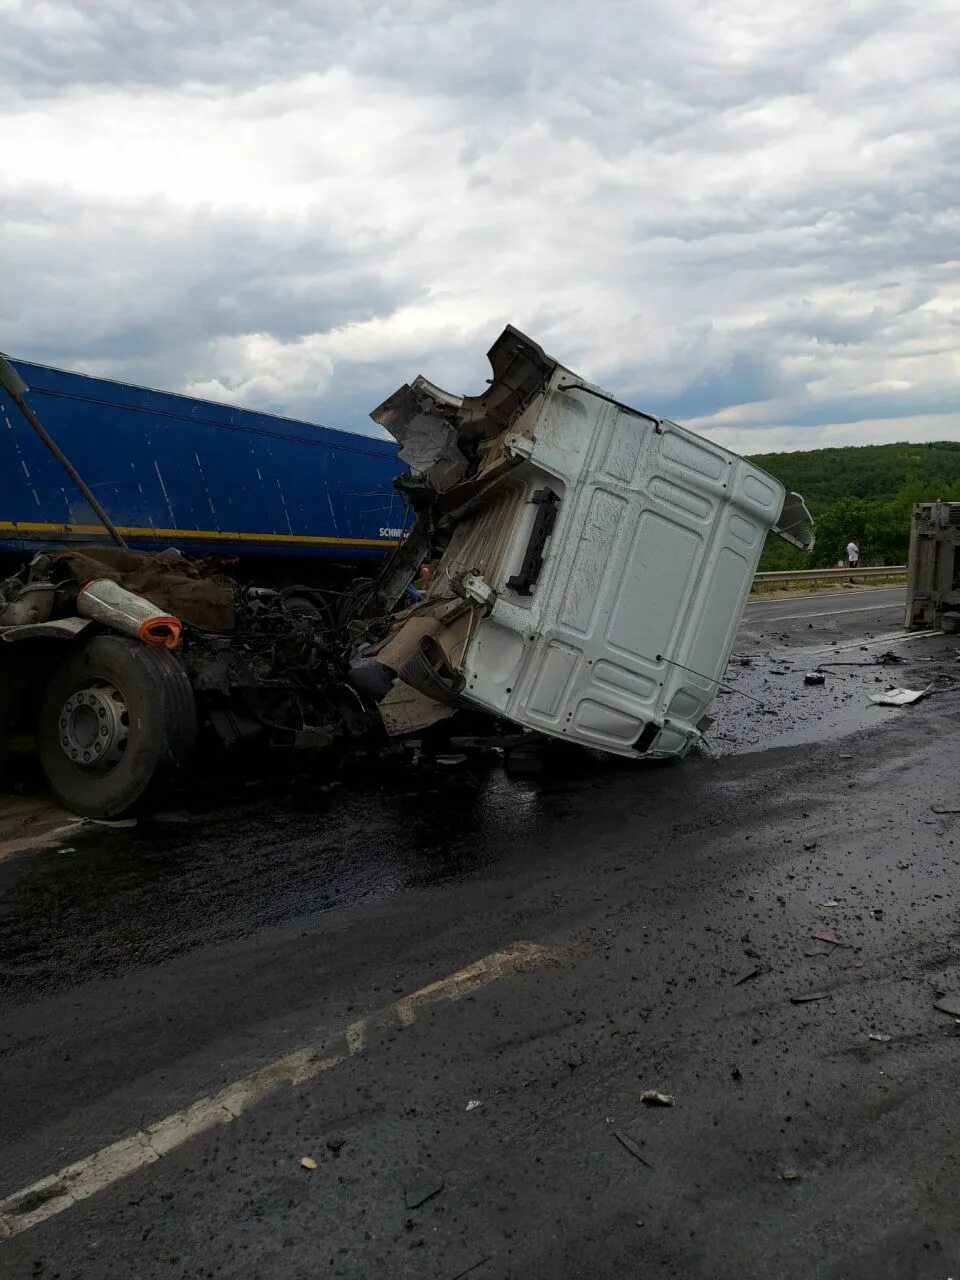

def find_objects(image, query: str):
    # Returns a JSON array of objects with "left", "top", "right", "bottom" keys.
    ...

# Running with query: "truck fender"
[{"left": 0, "top": 617, "right": 93, "bottom": 644}]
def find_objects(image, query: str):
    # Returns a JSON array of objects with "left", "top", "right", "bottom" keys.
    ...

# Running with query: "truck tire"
[{"left": 37, "top": 634, "right": 197, "bottom": 818}]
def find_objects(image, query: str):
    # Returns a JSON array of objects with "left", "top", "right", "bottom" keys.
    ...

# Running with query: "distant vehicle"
[
  {"left": 905, "top": 501, "right": 960, "bottom": 630},
  {"left": 0, "top": 358, "right": 407, "bottom": 581}
]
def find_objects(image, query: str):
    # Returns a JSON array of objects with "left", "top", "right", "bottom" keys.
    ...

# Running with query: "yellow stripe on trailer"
[{"left": 0, "top": 520, "right": 401, "bottom": 549}]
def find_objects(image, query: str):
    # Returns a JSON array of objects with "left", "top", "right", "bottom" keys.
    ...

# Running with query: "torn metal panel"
[
  {"left": 377, "top": 681, "right": 457, "bottom": 736},
  {"left": 868, "top": 686, "right": 932, "bottom": 706},
  {"left": 372, "top": 379, "right": 469, "bottom": 491},
  {"left": 771, "top": 491, "right": 816, "bottom": 552},
  {"left": 370, "top": 326, "right": 558, "bottom": 496}
]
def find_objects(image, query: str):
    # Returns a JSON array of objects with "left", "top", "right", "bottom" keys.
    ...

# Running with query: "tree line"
[{"left": 748, "top": 441, "right": 960, "bottom": 570}]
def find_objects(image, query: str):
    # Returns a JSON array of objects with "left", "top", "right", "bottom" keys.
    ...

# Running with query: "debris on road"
[
  {"left": 804, "top": 672, "right": 826, "bottom": 686},
  {"left": 931, "top": 805, "right": 960, "bottom": 815},
  {"left": 449, "top": 1257, "right": 492, "bottom": 1279},
  {"left": 612, "top": 1129, "right": 652, "bottom": 1167},
  {"left": 816, "top": 651, "right": 904, "bottom": 671},
  {"left": 791, "top": 992, "right": 830, "bottom": 1004},
  {"left": 868, "top": 1033, "right": 892, "bottom": 1042},
  {"left": 299, "top": 1156, "right": 317, "bottom": 1171},
  {"left": 640, "top": 1090, "right": 676, "bottom": 1107},
  {"left": 803, "top": 840, "right": 818, "bottom": 851},
  {"left": 811, "top": 930, "right": 849, "bottom": 947},
  {"left": 868, "top": 686, "right": 932, "bottom": 707},
  {"left": 933, "top": 994, "right": 960, "bottom": 1017},
  {"left": 734, "top": 966, "right": 761, "bottom": 985},
  {"left": 465, "top": 1099, "right": 482, "bottom": 1112},
  {"left": 404, "top": 1179, "right": 444, "bottom": 1209},
  {"left": 780, "top": 1167, "right": 802, "bottom": 1181},
  {"left": 804, "top": 942, "right": 835, "bottom": 957}
]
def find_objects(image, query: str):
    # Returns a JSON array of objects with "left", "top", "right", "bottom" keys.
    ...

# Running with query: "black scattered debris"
[
  {"left": 612, "top": 1129, "right": 652, "bottom": 1167},
  {"left": 404, "top": 1179, "right": 445, "bottom": 1210},
  {"left": 931, "top": 805, "right": 960, "bottom": 815},
  {"left": 731, "top": 1066, "right": 743, "bottom": 1082},
  {"left": 326, "top": 1137, "right": 346, "bottom": 1154},
  {"left": 734, "top": 966, "right": 762, "bottom": 985},
  {"left": 803, "top": 841, "right": 818, "bottom": 851},
  {"left": 804, "top": 672, "right": 825, "bottom": 686},
  {"left": 933, "top": 994, "right": 960, "bottom": 1017},
  {"left": 791, "top": 992, "right": 830, "bottom": 1004}
]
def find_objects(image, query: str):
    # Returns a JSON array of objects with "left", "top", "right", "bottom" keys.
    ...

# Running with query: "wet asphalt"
[{"left": 4, "top": 586, "right": 960, "bottom": 1279}]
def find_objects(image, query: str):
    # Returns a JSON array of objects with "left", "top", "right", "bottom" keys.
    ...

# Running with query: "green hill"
[{"left": 746, "top": 440, "right": 960, "bottom": 569}]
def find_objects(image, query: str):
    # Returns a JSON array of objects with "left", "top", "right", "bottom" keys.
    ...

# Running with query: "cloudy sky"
[{"left": 2, "top": 0, "right": 958, "bottom": 454}]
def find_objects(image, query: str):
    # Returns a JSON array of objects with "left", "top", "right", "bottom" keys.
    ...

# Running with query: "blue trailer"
[
  {"left": 0, "top": 355, "right": 419, "bottom": 817},
  {"left": 0, "top": 359, "right": 407, "bottom": 573}
]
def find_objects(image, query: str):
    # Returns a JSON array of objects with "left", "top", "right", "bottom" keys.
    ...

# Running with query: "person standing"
[{"left": 846, "top": 538, "right": 860, "bottom": 570}]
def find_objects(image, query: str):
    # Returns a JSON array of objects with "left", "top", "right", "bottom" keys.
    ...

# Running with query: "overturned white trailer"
[{"left": 368, "top": 327, "right": 814, "bottom": 760}]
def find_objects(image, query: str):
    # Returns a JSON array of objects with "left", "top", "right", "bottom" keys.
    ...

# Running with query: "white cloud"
[{"left": 1, "top": 0, "right": 959, "bottom": 449}]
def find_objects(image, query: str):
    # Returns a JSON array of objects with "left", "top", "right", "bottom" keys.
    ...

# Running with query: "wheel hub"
[{"left": 57, "top": 681, "right": 129, "bottom": 769}]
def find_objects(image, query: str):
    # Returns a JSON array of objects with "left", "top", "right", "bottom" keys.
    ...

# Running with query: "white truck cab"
[{"left": 371, "top": 327, "right": 813, "bottom": 760}]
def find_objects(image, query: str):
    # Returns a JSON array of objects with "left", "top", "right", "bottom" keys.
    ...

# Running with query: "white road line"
[
  {"left": 806, "top": 629, "right": 942, "bottom": 657},
  {"left": 748, "top": 587, "right": 904, "bottom": 608},
  {"left": 0, "top": 940, "right": 552, "bottom": 1241},
  {"left": 749, "top": 603, "right": 904, "bottom": 624}
]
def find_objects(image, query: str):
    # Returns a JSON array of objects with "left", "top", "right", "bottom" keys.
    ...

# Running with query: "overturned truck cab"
[{"left": 364, "top": 327, "right": 814, "bottom": 760}]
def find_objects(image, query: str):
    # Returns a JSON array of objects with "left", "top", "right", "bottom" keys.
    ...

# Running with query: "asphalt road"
[
  {"left": 743, "top": 585, "right": 906, "bottom": 627},
  {"left": 6, "top": 585, "right": 960, "bottom": 1280}
]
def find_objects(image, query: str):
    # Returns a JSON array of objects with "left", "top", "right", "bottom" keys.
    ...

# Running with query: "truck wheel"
[{"left": 37, "top": 635, "right": 196, "bottom": 818}]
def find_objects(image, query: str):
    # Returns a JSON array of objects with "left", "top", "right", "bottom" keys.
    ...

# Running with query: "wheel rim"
[{"left": 57, "top": 680, "right": 130, "bottom": 770}]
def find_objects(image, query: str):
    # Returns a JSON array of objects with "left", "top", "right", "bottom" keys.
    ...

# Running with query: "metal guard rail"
[{"left": 755, "top": 565, "right": 906, "bottom": 584}]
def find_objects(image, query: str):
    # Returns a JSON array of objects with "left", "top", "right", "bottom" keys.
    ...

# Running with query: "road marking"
[
  {"left": 748, "top": 587, "right": 904, "bottom": 608},
  {"left": 0, "top": 940, "right": 552, "bottom": 1240},
  {"left": 749, "top": 603, "right": 904, "bottom": 624},
  {"left": 806, "top": 629, "right": 942, "bottom": 657},
  {"left": 0, "top": 820, "right": 85, "bottom": 864}
]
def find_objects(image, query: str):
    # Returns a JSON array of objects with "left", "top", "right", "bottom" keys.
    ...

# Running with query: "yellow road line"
[
  {"left": 0, "top": 940, "right": 552, "bottom": 1240},
  {"left": 0, "top": 521, "right": 399, "bottom": 548}
]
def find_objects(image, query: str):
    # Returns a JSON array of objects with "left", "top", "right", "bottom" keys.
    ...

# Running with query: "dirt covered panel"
[{"left": 50, "top": 548, "right": 236, "bottom": 631}]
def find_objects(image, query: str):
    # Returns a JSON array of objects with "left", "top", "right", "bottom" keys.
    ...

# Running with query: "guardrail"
[{"left": 754, "top": 565, "right": 906, "bottom": 584}]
